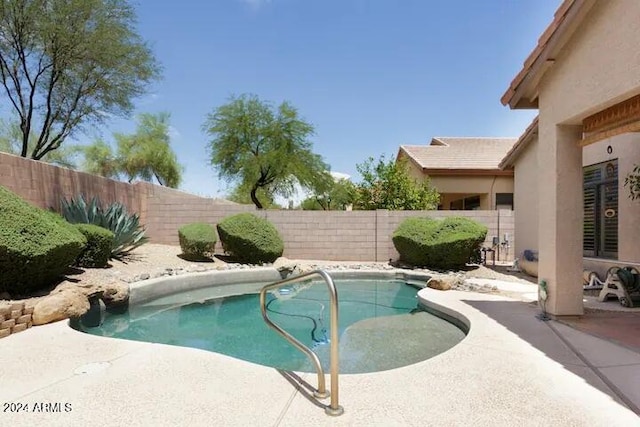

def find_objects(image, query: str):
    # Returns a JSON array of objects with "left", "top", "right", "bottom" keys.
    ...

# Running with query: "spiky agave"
[{"left": 60, "top": 195, "right": 148, "bottom": 259}]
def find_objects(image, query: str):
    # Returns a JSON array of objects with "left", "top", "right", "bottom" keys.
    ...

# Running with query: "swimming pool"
[{"left": 74, "top": 274, "right": 466, "bottom": 374}]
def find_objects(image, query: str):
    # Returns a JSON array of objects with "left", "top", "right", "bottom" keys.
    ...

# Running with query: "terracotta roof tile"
[
  {"left": 498, "top": 117, "right": 539, "bottom": 169},
  {"left": 400, "top": 137, "right": 518, "bottom": 171},
  {"left": 501, "top": 0, "right": 582, "bottom": 107}
]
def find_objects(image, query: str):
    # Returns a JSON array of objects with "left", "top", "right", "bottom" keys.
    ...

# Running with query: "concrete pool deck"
[{"left": 1, "top": 275, "right": 639, "bottom": 426}]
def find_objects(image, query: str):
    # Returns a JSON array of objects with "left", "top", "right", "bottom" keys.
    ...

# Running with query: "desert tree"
[
  {"left": 80, "top": 112, "right": 182, "bottom": 187},
  {"left": 302, "top": 178, "right": 355, "bottom": 210},
  {"left": 0, "top": 117, "right": 79, "bottom": 167},
  {"left": 203, "top": 94, "right": 332, "bottom": 209},
  {"left": 0, "top": 0, "right": 160, "bottom": 160}
]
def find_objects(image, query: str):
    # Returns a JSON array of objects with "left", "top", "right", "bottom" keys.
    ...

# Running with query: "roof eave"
[
  {"left": 501, "top": 0, "right": 597, "bottom": 109},
  {"left": 499, "top": 116, "right": 539, "bottom": 169},
  {"left": 423, "top": 168, "right": 514, "bottom": 177}
]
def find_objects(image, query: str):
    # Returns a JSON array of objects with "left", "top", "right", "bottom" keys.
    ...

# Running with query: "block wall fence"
[{"left": 1, "top": 152, "right": 515, "bottom": 262}]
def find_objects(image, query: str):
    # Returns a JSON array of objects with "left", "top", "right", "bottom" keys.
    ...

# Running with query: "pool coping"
[
  {"left": 129, "top": 267, "right": 437, "bottom": 304},
  {"left": 1, "top": 269, "right": 639, "bottom": 426}
]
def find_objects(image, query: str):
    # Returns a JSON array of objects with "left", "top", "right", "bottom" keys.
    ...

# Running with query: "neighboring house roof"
[
  {"left": 501, "top": 0, "right": 597, "bottom": 109},
  {"left": 499, "top": 117, "right": 539, "bottom": 169},
  {"left": 399, "top": 137, "right": 517, "bottom": 176}
]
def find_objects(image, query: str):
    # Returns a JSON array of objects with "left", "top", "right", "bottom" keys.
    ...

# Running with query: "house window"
[
  {"left": 583, "top": 160, "right": 618, "bottom": 258},
  {"left": 450, "top": 195, "right": 480, "bottom": 210},
  {"left": 495, "top": 193, "right": 514, "bottom": 210}
]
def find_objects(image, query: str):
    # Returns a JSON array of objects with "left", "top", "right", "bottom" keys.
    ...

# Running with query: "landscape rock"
[
  {"left": 273, "top": 257, "right": 292, "bottom": 271},
  {"left": 427, "top": 277, "right": 453, "bottom": 291},
  {"left": 32, "top": 290, "right": 90, "bottom": 325}
]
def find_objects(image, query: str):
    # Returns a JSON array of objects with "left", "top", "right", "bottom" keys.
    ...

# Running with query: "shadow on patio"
[{"left": 462, "top": 298, "right": 640, "bottom": 415}]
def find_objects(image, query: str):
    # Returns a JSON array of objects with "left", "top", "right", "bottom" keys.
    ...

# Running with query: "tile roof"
[
  {"left": 400, "top": 137, "right": 518, "bottom": 171},
  {"left": 499, "top": 117, "right": 539, "bottom": 169},
  {"left": 501, "top": 0, "right": 595, "bottom": 108}
]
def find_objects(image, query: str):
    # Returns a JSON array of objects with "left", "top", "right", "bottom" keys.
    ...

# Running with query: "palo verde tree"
[
  {"left": 81, "top": 112, "right": 183, "bottom": 188},
  {"left": 0, "top": 117, "right": 80, "bottom": 167},
  {"left": 203, "top": 94, "right": 332, "bottom": 209},
  {"left": 226, "top": 183, "right": 281, "bottom": 209},
  {"left": 353, "top": 154, "right": 440, "bottom": 210},
  {"left": 301, "top": 178, "right": 356, "bottom": 210},
  {"left": 0, "top": 0, "right": 160, "bottom": 160},
  {"left": 114, "top": 112, "right": 182, "bottom": 187}
]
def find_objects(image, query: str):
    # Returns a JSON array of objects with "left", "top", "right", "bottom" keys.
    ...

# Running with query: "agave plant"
[{"left": 60, "top": 195, "right": 148, "bottom": 259}]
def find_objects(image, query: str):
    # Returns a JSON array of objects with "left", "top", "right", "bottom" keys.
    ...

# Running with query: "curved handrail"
[{"left": 259, "top": 269, "right": 343, "bottom": 416}]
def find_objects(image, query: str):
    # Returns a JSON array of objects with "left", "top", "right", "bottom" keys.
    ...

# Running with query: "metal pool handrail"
[{"left": 259, "top": 269, "right": 344, "bottom": 416}]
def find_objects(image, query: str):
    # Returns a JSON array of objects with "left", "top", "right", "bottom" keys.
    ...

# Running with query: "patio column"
[{"left": 538, "top": 122, "right": 584, "bottom": 316}]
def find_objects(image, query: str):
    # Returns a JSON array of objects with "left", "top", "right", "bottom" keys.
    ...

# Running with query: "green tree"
[
  {"left": 114, "top": 112, "right": 182, "bottom": 187},
  {"left": 80, "top": 112, "right": 183, "bottom": 188},
  {"left": 226, "top": 183, "right": 281, "bottom": 209},
  {"left": 302, "top": 178, "right": 355, "bottom": 210},
  {"left": 0, "top": 117, "right": 80, "bottom": 168},
  {"left": 80, "top": 138, "right": 119, "bottom": 179},
  {"left": 625, "top": 164, "right": 640, "bottom": 201},
  {"left": 203, "top": 94, "right": 332, "bottom": 209},
  {"left": 353, "top": 155, "right": 440, "bottom": 210},
  {"left": 0, "top": 0, "right": 160, "bottom": 160}
]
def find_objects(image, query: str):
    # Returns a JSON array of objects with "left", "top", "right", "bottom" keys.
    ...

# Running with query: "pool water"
[{"left": 75, "top": 279, "right": 466, "bottom": 374}]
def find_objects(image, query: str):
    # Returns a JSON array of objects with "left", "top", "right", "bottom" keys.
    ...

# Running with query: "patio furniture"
[{"left": 597, "top": 266, "right": 640, "bottom": 307}]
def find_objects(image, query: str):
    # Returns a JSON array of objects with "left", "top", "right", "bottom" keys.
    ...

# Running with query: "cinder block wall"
[
  {"left": 0, "top": 153, "right": 515, "bottom": 262},
  {"left": 145, "top": 194, "right": 515, "bottom": 262},
  {"left": 0, "top": 152, "right": 148, "bottom": 214}
]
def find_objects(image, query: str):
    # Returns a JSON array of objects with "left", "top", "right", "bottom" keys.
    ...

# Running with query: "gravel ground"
[
  {"left": 2, "top": 244, "right": 536, "bottom": 303},
  {"left": 62, "top": 244, "right": 534, "bottom": 289}
]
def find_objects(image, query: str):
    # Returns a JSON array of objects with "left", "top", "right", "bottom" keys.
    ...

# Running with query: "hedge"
[
  {"left": 216, "top": 213, "right": 284, "bottom": 264},
  {"left": 178, "top": 222, "right": 217, "bottom": 260},
  {"left": 75, "top": 224, "right": 114, "bottom": 268},
  {"left": 0, "top": 186, "right": 86, "bottom": 294},
  {"left": 392, "top": 216, "right": 487, "bottom": 270}
]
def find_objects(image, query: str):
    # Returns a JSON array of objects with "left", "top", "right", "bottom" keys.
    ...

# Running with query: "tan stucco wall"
[
  {"left": 539, "top": 0, "right": 640, "bottom": 125},
  {"left": 513, "top": 131, "right": 640, "bottom": 265},
  {"left": 512, "top": 136, "right": 539, "bottom": 259},
  {"left": 430, "top": 175, "right": 513, "bottom": 210},
  {"left": 537, "top": 0, "right": 640, "bottom": 264},
  {"left": 583, "top": 133, "right": 640, "bottom": 263},
  {"left": 400, "top": 153, "right": 514, "bottom": 210},
  {"left": 514, "top": 0, "right": 640, "bottom": 314}
]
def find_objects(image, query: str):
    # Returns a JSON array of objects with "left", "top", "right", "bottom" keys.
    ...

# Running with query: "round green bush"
[
  {"left": 216, "top": 213, "right": 284, "bottom": 264},
  {"left": 0, "top": 186, "right": 86, "bottom": 295},
  {"left": 178, "top": 222, "right": 217, "bottom": 260},
  {"left": 74, "top": 224, "right": 114, "bottom": 268},
  {"left": 392, "top": 216, "right": 488, "bottom": 270}
]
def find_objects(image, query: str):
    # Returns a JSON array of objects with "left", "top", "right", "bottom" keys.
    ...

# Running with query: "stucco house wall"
[
  {"left": 538, "top": 1, "right": 640, "bottom": 127},
  {"left": 503, "top": 0, "right": 640, "bottom": 302},
  {"left": 430, "top": 175, "right": 513, "bottom": 210},
  {"left": 583, "top": 133, "right": 640, "bottom": 268},
  {"left": 399, "top": 145, "right": 515, "bottom": 211},
  {"left": 511, "top": 135, "right": 539, "bottom": 259},
  {"left": 537, "top": 0, "right": 640, "bottom": 275}
]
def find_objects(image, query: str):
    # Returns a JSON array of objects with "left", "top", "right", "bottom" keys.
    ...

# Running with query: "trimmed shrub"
[
  {"left": 216, "top": 213, "right": 284, "bottom": 264},
  {"left": 75, "top": 224, "right": 114, "bottom": 268},
  {"left": 178, "top": 222, "right": 217, "bottom": 260},
  {"left": 0, "top": 186, "right": 86, "bottom": 295},
  {"left": 392, "top": 216, "right": 487, "bottom": 270}
]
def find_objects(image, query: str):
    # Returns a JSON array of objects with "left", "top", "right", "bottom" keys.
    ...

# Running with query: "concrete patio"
[{"left": 1, "top": 276, "right": 639, "bottom": 427}]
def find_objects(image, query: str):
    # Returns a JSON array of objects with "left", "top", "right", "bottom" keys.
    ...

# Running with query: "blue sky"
[{"left": 100, "top": 0, "right": 557, "bottom": 199}]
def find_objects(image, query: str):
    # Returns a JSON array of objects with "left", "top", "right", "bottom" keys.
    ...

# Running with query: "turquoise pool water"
[{"left": 74, "top": 279, "right": 466, "bottom": 374}]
